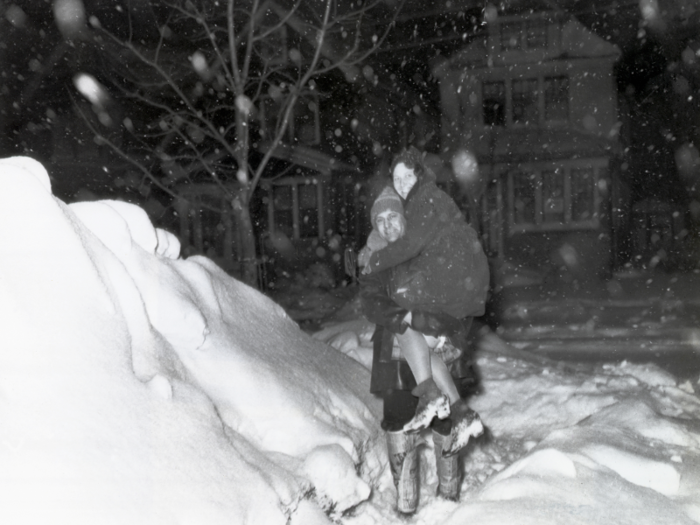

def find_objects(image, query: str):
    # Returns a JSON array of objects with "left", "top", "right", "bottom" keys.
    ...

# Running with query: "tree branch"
[{"left": 248, "top": 0, "right": 333, "bottom": 196}]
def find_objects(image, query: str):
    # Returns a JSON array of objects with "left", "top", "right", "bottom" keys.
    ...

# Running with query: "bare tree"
[{"left": 78, "top": 0, "right": 403, "bottom": 286}]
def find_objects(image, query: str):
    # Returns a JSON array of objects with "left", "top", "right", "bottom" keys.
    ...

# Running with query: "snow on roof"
[{"left": 434, "top": 13, "right": 620, "bottom": 77}]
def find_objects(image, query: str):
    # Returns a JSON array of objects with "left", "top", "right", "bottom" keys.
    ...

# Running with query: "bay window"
[{"left": 508, "top": 161, "right": 605, "bottom": 232}]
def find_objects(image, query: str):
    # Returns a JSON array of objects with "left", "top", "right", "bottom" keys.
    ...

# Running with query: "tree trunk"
[{"left": 232, "top": 186, "right": 259, "bottom": 288}]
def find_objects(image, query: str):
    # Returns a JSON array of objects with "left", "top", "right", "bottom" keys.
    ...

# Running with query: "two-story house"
[{"left": 434, "top": 7, "right": 628, "bottom": 281}]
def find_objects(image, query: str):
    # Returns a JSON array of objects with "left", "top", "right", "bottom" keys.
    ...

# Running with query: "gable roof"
[{"left": 434, "top": 12, "right": 620, "bottom": 76}]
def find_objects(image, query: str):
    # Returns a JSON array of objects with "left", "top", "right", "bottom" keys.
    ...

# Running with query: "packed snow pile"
[
  {"left": 316, "top": 324, "right": 700, "bottom": 524},
  {"left": 0, "top": 157, "right": 382, "bottom": 525}
]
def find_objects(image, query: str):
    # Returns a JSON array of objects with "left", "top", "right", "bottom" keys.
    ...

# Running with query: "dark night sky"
[{"left": 1, "top": 0, "right": 698, "bottom": 205}]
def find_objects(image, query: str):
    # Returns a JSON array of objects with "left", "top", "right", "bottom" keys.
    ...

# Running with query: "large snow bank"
[{"left": 0, "top": 157, "right": 381, "bottom": 524}]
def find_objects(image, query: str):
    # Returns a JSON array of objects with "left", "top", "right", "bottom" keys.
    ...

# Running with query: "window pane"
[
  {"left": 259, "top": 12, "right": 287, "bottom": 65},
  {"left": 512, "top": 78, "right": 538, "bottom": 125},
  {"left": 482, "top": 81, "right": 506, "bottom": 126},
  {"left": 526, "top": 19, "right": 547, "bottom": 48},
  {"left": 273, "top": 185, "right": 294, "bottom": 238},
  {"left": 261, "top": 97, "right": 278, "bottom": 140},
  {"left": 542, "top": 169, "right": 565, "bottom": 223},
  {"left": 299, "top": 182, "right": 317, "bottom": 209},
  {"left": 544, "top": 76, "right": 569, "bottom": 122},
  {"left": 200, "top": 209, "right": 225, "bottom": 256},
  {"left": 293, "top": 99, "right": 320, "bottom": 145},
  {"left": 481, "top": 80, "right": 506, "bottom": 126},
  {"left": 483, "top": 180, "right": 501, "bottom": 256},
  {"left": 500, "top": 21, "right": 522, "bottom": 50},
  {"left": 259, "top": 27, "right": 286, "bottom": 65},
  {"left": 571, "top": 168, "right": 595, "bottom": 221},
  {"left": 332, "top": 182, "right": 356, "bottom": 237},
  {"left": 512, "top": 171, "right": 537, "bottom": 225},
  {"left": 298, "top": 183, "right": 319, "bottom": 238}
]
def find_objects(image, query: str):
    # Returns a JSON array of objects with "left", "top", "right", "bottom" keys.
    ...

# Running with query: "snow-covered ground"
[{"left": 2, "top": 156, "right": 700, "bottom": 524}]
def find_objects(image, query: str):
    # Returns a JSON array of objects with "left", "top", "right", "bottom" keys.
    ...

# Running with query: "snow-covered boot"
[
  {"left": 432, "top": 430, "right": 461, "bottom": 501},
  {"left": 402, "top": 378, "right": 451, "bottom": 433},
  {"left": 441, "top": 400, "right": 484, "bottom": 457},
  {"left": 386, "top": 430, "right": 419, "bottom": 515}
]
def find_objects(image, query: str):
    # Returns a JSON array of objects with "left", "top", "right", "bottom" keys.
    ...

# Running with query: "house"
[
  {"left": 173, "top": 144, "right": 366, "bottom": 288},
  {"left": 433, "top": 7, "right": 627, "bottom": 281}
]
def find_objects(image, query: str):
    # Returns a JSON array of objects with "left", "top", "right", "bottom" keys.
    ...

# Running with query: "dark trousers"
[{"left": 381, "top": 389, "right": 452, "bottom": 435}]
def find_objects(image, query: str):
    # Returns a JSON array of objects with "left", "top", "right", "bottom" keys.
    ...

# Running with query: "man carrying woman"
[{"left": 357, "top": 146, "right": 490, "bottom": 514}]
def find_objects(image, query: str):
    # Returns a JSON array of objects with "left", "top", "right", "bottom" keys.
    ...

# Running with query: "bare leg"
[
  {"left": 398, "top": 328, "right": 453, "bottom": 433},
  {"left": 394, "top": 327, "right": 432, "bottom": 384},
  {"left": 395, "top": 328, "right": 459, "bottom": 402}
]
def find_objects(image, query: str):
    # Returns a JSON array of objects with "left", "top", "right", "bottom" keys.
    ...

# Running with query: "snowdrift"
[
  {"left": 0, "top": 157, "right": 382, "bottom": 525},
  {"left": 316, "top": 324, "right": 700, "bottom": 524}
]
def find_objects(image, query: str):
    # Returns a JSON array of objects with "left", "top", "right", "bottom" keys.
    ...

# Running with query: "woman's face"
[{"left": 393, "top": 163, "right": 417, "bottom": 200}]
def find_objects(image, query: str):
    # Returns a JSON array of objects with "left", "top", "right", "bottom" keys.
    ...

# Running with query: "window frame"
[
  {"left": 480, "top": 74, "right": 569, "bottom": 128},
  {"left": 265, "top": 176, "right": 325, "bottom": 241},
  {"left": 506, "top": 159, "right": 606, "bottom": 233},
  {"left": 482, "top": 80, "right": 507, "bottom": 127},
  {"left": 498, "top": 16, "right": 550, "bottom": 52},
  {"left": 259, "top": 19, "right": 288, "bottom": 65},
  {"left": 543, "top": 75, "right": 570, "bottom": 123},
  {"left": 511, "top": 77, "right": 539, "bottom": 126}
]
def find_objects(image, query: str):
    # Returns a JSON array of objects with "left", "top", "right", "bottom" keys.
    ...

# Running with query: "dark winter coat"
[
  {"left": 365, "top": 169, "right": 490, "bottom": 320},
  {"left": 359, "top": 269, "right": 477, "bottom": 394}
]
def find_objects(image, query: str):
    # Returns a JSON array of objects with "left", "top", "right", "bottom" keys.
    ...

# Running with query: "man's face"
[
  {"left": 375, "top": 210, "right": 405, "bottom": 243},
  {"left": 393, "top": 162, "right": 417, "bottom": 199}
]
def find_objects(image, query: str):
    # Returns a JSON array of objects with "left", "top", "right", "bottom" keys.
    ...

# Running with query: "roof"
[
  {"left": 473, "top": 127, "right": 621, "bottom": 164},
  {"left": 433, "top": 12, "right": 620, "bottom": 76},
  {"left": 257, "top": 142, "right": 359, "bottom": 176}
]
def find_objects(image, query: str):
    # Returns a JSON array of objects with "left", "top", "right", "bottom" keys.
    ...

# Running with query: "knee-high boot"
[
  {"left": 432, "top": 430, "right": 461, "bottom": 501},
  {"left": 441, "top": 399, "right": 484, "bottom": 457},
  {"left": 402, "top": 378, "right": 451, "bottom": 433},
  {"left": 386, "top": 430, "right": 419, "bottom": 515}
]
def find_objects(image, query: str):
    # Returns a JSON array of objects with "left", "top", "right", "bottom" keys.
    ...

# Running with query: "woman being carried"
[{"left": 359, "top": 147, "right": 489, "bottom": 438}]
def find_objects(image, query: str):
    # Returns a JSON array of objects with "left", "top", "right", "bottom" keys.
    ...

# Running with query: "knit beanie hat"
[{"left": 370, "top": 185, "right": 404, "bottom": 228}]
